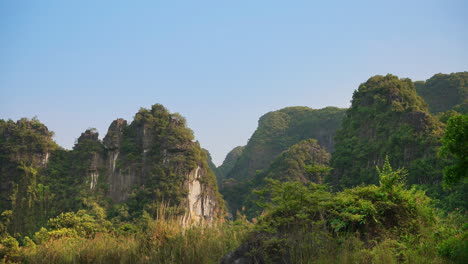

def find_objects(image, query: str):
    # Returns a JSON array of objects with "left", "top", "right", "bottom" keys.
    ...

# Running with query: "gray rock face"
[
  {"left": 102, "top": 118, "right": 139, "bottom": 202},
  {"left": 75, "top": 129, "right": 105, "bottom": 192},
  {"left": 103, "top": 118, "right": 127, "bottom": 150},
  {"left": 78, "top": 111, "right": 222, "bottom": 223},
  {"left": 182, "top": 166, "right": 218, "bottom": 225}
]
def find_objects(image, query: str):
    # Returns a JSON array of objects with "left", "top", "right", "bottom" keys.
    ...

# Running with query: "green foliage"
[
  {"left": 0, "top": 104, "right": 224, "bottom": 239},
  {"left": 217, "top": 146, "right": 244, "bottom": 183},
  {"left": 2, "top": 79, "right": 466, "bottom": 263},
  {"left": 416, "top": 72, "right": 468, "bottom": 114},
  {"left": 0, "top": 235, "right": 20, "bottom": 262},
  {"left": 45, "top": 211, "right": 110, "bottom": 239},
  {"left": 204, "top": 148, "right": 223, "bottom": 186},
  {"left": 439, "top": 114, "right": 468, "bottom": 186},
  {"left": 330, "top": 74, "right": 444, "bottom": 188},
  {"left": 256, "top": 164, "right": 431, "bottom": 237},
  {"left": 225, "top": 106, "right": 345, "bottom": 182},
  {"left": 377, "top": 156, "right": 407, "bottom": 191},
  {"left": 231, "top": 160, "right": 461, "bottom": 263},
  {"left": 224, "top": 139, "right": 331, "bottom": 218},
  {"left": 116, "top": 104, "right": 224, "bottom": 218},
  {"left": 0, "top": 118, "right": 58, "bottom": 235},
  {"left": 259, "top": 139, "right": 331, "bottom": 184},
  {"left": 217, "top": 106, "right": 345, "bottom": 220},
  {"left": 438, "top": 230, "right": 468, "bottom": 264},
  {"left": 13, "top": 206, "right": 251, "bottom": 264}
]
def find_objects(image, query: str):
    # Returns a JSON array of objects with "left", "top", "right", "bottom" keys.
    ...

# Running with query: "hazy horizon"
[{"left": 1, "top": 0, "right": 467, "bottom": 165}]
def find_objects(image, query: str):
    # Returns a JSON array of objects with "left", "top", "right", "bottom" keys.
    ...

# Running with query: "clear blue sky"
[{"left": 1, "top": 0, "right": 467, "bottom": 165}]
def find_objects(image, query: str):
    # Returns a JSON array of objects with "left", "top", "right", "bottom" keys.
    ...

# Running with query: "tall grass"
[{"left": 20, "top": 205, "right": 251, "bottom": 264}]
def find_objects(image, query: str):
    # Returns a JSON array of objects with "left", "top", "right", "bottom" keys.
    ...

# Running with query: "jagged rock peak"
[
  {"left": 77, "top": 128, "right": 100, "bottom": 144},
  {"left": 103, "top": 118, "right": 127, "bottom": 149}
]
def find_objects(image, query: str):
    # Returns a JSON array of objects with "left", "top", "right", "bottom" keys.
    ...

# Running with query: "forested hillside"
[
  {"left": 221, "top": 106, "right": 345, "bottom": 213},
  {"left": 225, "top": 106, "right": 345, "bottom": 182},
  {"left": 217, "top": 146, "right": 244, "bottom": 182},
  {"left": 223, "top": 139, "right": 332, "bottom": 217},
  {"left": 0, "top": 73, "right": 466, "bottom": 264},
  {"left": 0, "top": 104, "right": 224, "bottom": 238},
  {"left": 415, "top": 72, "right": 468, "bottom": 114},
  {"left": 329, "top": 74, "right": 444, "bottom": 188},
  {"left": 220, "top": 73, "right": 467, "bottom": 263}
]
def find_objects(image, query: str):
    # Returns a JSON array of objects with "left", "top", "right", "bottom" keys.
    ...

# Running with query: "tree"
[{"left": 440, "top": 114, "right": 468, "bottom": 186}]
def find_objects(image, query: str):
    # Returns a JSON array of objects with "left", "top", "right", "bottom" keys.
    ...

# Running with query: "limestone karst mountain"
[
  {"left": 415, "top": 72, "right": 468, "bottom": 114},
  {"left": 0, "top": 104, "right": 224, "bottom": 235},
  {"left": 329, "top": 74, "right": 445, "bottom": 188},
  {"left": 219, "top": 106, "right": 345, "bottom": 215},
  {"left": 216, "top": 146, "right": 244, "bottom": 184},
  {"left": 223, "top": 106, "right": 345, "bottom": 183},
  {"left": 225, "top": 139, "right": 332, "bottom": 217}
]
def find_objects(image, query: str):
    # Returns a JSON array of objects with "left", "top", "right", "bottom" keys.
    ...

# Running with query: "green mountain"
[
  {"left": 0, "top": 104, "right": 224, "bottom": 235},
  {"left": 251, "top": 138, "right": 330, "bottom": 186},
  {"left": 229, "top": 139, "right": 331, "bottom": 217},
  {"left": 220, "top": 106, "right": 345, "bottom": 215},
  {"left": 1, "top": 75, "right": 466, "bottom": 264},
  {"left": 415, "top": 72, "right": 468, "bottom": 114},
  {"left": 0, "top": 118, "right": 58, "bottom": 234},
  {"left": 217, "top": 146, "right": 244, "bottom": 183},
  {"left": 224, "top": 106, "right": 346, "bottom": 183},
  {"left": 222, "top": 160, "right": 452, "bottom": 264},
  {"left": 329, "top": 74, "right": 445, "bottom": 188},
  {"left": 203, "top": 148, "right": 223, "bottom": 186}
]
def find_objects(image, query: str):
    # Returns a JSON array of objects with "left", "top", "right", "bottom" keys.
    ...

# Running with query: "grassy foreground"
[{"left": 2, "top": 213, "right": 251, "bottom": 264}]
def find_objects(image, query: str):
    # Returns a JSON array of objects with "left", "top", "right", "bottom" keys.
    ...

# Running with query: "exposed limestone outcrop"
[
  {"left": 102, "top": 118, "right": 139, "bottom": 202},
  {"left": 72, "top": 105, "right": 223, "bottom": 223},
  {"left": 182, "top": 166, "right": 218, "bottom": 225},
  {"left": 75, "top": 129, "right": 105, "bottom": 192},
  {"left": 103, "top": 118, "right": 127, "bottom": 150}
]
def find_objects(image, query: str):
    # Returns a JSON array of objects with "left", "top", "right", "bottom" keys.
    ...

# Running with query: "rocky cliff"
[
  {"left": 0, "top": 104, "right": 224, "bottom": 236},
  {"left": 73, "top": 104, "right": 224, "bottom": 224}
]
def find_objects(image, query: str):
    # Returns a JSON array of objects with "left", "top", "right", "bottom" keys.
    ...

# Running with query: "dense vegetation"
[
  {"left": 225, "top": 106, "right": 346, "bottom": 182},
  {"left": 113, "top": 105, "right": 223, "bottom": 219},
  {"left": 217, "top": 146, "right": 244, "bottom": 182},
  {"left": 0, "top": 104, "right": 223, "bottom": 239},
  {"left": 223, "top": 139, "right": 332, "bottom": 218},
  {"left": 415, "top": 72, "right": 467, "bottom": 114},
  {"left": 329, "top": 74, "right": 444, "bottom": 188},
  {"left": 222, "top": 160, "right": 467, "bottom": 263},
  {"left": 0, "top": 118, "right": 58, "bottom": 235},
  {"left": 0, "top": 72, "right": 467, "bottom": 263},
  {"left": 0, "top": 204, "right": 252, "bottom": 264},
  {"left": 221, "top": 106, "right": 345, "bottom": 214},
  {"left": 204, "top": 149, "right": 224, "bottom": 186}
]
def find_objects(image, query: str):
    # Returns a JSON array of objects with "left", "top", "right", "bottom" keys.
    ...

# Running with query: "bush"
[{"left": 0, "top": 235, "right": 20, "bottom": 262}]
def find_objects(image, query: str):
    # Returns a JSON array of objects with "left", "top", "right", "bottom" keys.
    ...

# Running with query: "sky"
[{"left": 1, "top": 0, "right": 467, "bottom": 165}]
